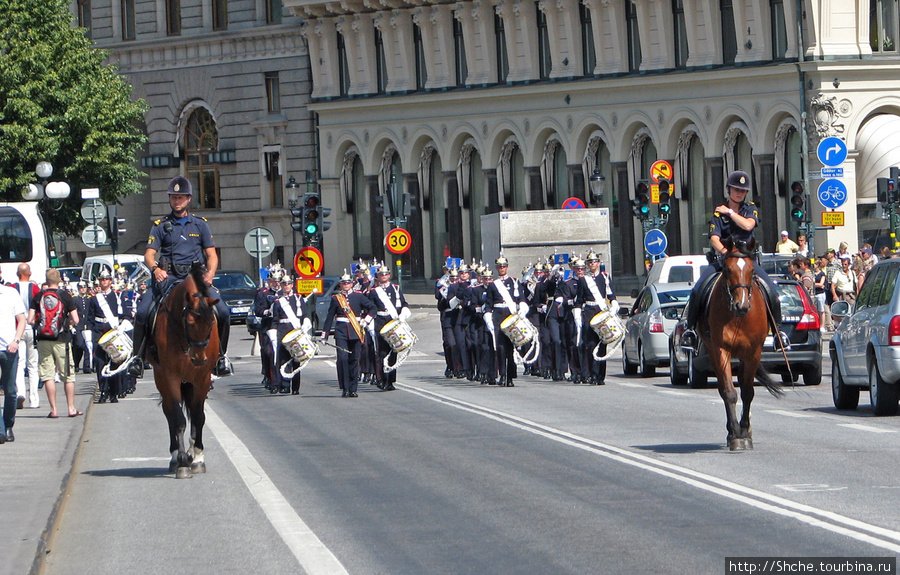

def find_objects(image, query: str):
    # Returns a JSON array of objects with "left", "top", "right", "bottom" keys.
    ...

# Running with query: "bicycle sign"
[{"left": 817, "top": 179, "right": 848, "bottom": 209}]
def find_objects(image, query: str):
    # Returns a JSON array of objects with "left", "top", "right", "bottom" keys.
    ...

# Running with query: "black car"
[
  {"left": 669, "top": 278, "right": 822, "bottom": 387},
  {"left": 212, "top": 270, "right": 258, "bottom": 324},
  {"left": 307, "top": 276, "right": 339, "bottom": 334}
]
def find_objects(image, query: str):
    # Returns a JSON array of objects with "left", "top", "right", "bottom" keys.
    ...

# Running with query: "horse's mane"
[
  {"left": 188, "top": 263, "right": 211, "bottom": 299},
  {"left": 727, "top": 237, "right": 757, "bottom": 257}
]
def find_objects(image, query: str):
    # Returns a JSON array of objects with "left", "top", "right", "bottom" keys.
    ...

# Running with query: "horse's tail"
[{"left": 755, "top": 365, "right": 784, "bottom": 398}]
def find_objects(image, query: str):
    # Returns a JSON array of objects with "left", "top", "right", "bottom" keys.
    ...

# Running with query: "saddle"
[{"left": 696, "top": 271, "right": 780, "bottom": 331}]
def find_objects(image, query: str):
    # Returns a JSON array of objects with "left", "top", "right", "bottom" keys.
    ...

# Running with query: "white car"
[{"left": 622, "top": 282, "right": 693, "bottom": 377}]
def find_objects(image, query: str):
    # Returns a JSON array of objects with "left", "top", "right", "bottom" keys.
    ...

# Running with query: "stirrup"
[
  {"left": 213, "top": 356, "right": 233, "bottom": 376},
  {"left": 126, "top": 356, "right": 144, "bottom": 378},
  {"left": 681, "top": 329, "right": 698, "bottom": 352}
]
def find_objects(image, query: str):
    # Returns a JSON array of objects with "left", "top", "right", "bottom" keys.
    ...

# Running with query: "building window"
[
  {"left": 537, "top": 3, "right": 551, "bottom": 79},
  {"left": 265, "top": 72, "right": 281, "bottom": 113},
  {"left": 185, "top": 108, "right": 220, "bottom": 210},
  {"left": 495, "top": 13, "right": 509, "bottom": 83},
  {"left": 122, "top": 0, "right": 136, "bottom": 40},
  {"left": 166, "top": 0, "right": 181, "bottom": 36},
  {"left": 267, "top": 0, "right": 283, "bottom": 24},
  {"left": 350, "top": 156, "right": 372, "bottom": 258},
  {"left": 414, "top": 23, "right": 427, "bottom": 89},
  {"left": 673, "top": 0, "right": 688, "bottom": 68},
  {"left": 454, "top": 18, "right": 468, "bottom": 86},
  {"left": 870, "top": 0, "right": 898, "bottom": 52},
  {"left": 580, "top": 4, "right": 596, "bottom": 75},
  {"left": 264, "top": 150, "right": 283, "bottom": 208},
  {"left": 627, "top": 1, "right": 641, "bottom": 72},
  {"left": 213, "top": 0, "right": 228, "bottom": 31},
  {"left": 337, "top": 33, "right": 350, "bottom": 96},
  {"left": 375, "top": 30, "right": 387, "bottom": 94},
  {"left": 77, "top": 0, "right": 92, "bottom": 39},
  {"left": 720, "top": 0, "right": 737, "bottom": 64},
  {"left": 770, "top": 0, "right": 788, "bottom": 59}
]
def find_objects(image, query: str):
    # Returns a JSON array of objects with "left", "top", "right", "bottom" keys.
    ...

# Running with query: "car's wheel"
[
  {"left": 832, "top": 359, "right": 859, "bottom": 410},
  {"left": 781, "top": 372, "right": 799, "bottom": 384},
  {"left": 669, "top": 345, "right": 688, "bottom": 386},
  {"left": 868, "top": 358, "right": 899, "bottom": 416},
  {"left": 803, "top": 362, "right": 822, "bottom": 386},
  {"left": 689, "top": 353, "right": 707, "bottom": 389},
  {"left": 639, "top": 343, "right": 656, "bottom": 378},
  {"left": 622, "top": 346, "right": 638, "bottom": 375}
]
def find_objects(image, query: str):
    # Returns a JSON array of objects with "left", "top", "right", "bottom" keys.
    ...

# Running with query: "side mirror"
[{"left": 830, "top": 301, "right": 851, "bottom": 318}]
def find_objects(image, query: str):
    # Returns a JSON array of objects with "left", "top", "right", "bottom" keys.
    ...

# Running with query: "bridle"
[
  {"left": 180, "top": 292, "right": 214, "bottom": 363},
  {"left": 721, "top": 251, "right": 756, "bottom": 311}
]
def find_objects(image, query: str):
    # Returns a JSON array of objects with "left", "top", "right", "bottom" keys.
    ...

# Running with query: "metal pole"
[{"left": 256, "top": 230, "right": 264, "bottom": 287}]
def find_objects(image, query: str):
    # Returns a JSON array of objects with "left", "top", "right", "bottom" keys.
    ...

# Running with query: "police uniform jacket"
[
  {"left": 709, "top": 201, "right": 759, "bottom": 245},
  {"left": 323, "top": 291, "right": 376, "bottom": 339},
  {"left": 147, "top": 212, "right": 215, "bottom": 279}
]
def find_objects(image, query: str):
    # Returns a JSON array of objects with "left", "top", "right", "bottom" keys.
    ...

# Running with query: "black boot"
[
  {"left": 213, "top": 311, "right": 233, "bottom": 376},
  {"left": 127, "top": 322, "right": 146, "bottom": 378}
]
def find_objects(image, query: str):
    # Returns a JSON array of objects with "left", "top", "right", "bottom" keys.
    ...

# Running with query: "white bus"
[{"left": 0, "top": 202, "right": 56, "bottom": 285}]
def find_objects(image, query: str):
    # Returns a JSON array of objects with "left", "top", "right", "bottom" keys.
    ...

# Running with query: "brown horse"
[
  {"left": 701, "top": 237, "right": 782, "bottom": 450},
  {"left": 151, "top": 264, "right": 219, "bottom": 478}
]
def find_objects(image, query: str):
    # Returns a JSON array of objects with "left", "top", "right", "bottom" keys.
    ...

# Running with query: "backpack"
[{"left": 37, "top": 290, "right": 67, "bottom": 338}]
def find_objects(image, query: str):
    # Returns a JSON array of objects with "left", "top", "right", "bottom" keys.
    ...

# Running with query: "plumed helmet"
[
  {"left": 572, "top": 258, "right": 586, "bottom": 269},
  {"left": 458, "top": 263, "right": 470, "bottom": 273},
  {"left": 449, "top": 268, "right": 459, "bottom": 278},
  {"left": 280, "top": 275, "right": 293, "bottom": 284},
  {"left": 97, "top": 268, "right": 113, "bottom": 280},
  {"left": 77, "top": 281, "right": 88, "bottom": 288},
  {"left": 726, "top": 170, "right": 751, "bottom": 192},
  {"left": 167, "top": 176, "right": 193, "bottom": 196},
  {"left": 495, "top": 255, "right": 509, "bottom": 266},
  {"left": 376, "top": 265, "right": 391, "bottom": 276},
  {"left": 543, "top": 262, "right": 553, "bottom": 273},
  {"left": 586, "top": 250, "right": 600, "bottom": 263},
  {"left": 481, "top": 268, "right": 494, "bottom": 278},
  {"left": 339, "top": 269, "right": 353, "bottom": 283}
]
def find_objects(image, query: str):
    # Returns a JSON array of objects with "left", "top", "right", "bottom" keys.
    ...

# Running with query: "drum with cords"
[{"left": 98, "top": 329, "right": 133, "bottom": 365}]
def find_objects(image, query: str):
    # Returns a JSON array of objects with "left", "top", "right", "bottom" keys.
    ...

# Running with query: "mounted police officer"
[
  {"left": 681, "top": 170, "right": 785, "bottom": 351},
  {"left": 127, "top": 176, "right": 232, "bottom": 377}
]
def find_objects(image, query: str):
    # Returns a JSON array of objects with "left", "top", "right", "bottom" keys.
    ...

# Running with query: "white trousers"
[{"left": 16, "top": 325, "right": 40, "bottom": 408}]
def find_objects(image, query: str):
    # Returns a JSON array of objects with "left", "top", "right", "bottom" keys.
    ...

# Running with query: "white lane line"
[
  {"left": 658, "top": 390, "right": 693, "bottom": 397},
  {"left": 766, "top": 409, "right": 815, "bottom": 419},
  {"left": 617, "top": 382, "right": 644, "bottom": 388},
  {"left": 324, "top": 361, "right": 336, "bottom": 368},
  {"left": 205, "top": 406, "right": 348, "bottom": 575},
  {"left": 111, "top": 457, "right": 170, "bottom": 462},
  {"left": 838, "top": 424, "right": 897, "bottom": 434},
  {"left": 400, "top": 383, "right": 900, "bottom": 554}
]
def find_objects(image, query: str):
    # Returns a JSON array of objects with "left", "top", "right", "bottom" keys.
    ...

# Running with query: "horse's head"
[
  {"left": 181, "top": 267, "right": 219, "bottom": 366},
  {"left": 721, "top": 237, "right": 757, "bottom": 317}
]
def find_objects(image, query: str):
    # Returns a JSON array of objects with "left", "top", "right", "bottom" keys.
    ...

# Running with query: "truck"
[{"left": 480, "top": 208, "right": 612, "bottom": 276}]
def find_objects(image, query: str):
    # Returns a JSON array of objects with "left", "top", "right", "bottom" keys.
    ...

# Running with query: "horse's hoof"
[
  {"left": 191, "top": 461, "right": 206, "bottom": 474},
  {"left": 176, "top": 467, "right": 193, "bottom": 479},
  {"left": 729, "top": 438, "right": 753, "bottom": 450},
  {"left": 169, "top": 460, "right": 178, "bottom": 473}
]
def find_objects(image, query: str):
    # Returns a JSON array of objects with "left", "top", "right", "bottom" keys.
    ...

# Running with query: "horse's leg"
[
  {"left": 713, "top": 349, "right": 742, "bottom": 450},
  {"left": 738, "top": 356, "right": 761, "bottom": 448},
  {"left": 188, "top": 394, "right": 207, "bottom": 474},
  {"left": 159, "top": 375, "right": 192, "bottom": 478}
]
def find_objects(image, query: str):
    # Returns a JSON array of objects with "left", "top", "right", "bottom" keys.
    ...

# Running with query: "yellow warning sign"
[
  {"left": 295, "top": 278, "right": 324, "bottom": 296},
  {"left": 822, "top": 212, "right": 845, "bottom": 227}
]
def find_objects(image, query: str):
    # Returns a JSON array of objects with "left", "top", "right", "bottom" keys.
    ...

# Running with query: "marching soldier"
[
  {"left": 485, "top": 255, "right": 526, "bottom": 387},
  {"left": 88, "top": 270, "right": 130, "bottom": 402},
  {"left": 255, "top": 266, "right": 283, "bottom": 390},
  {"left": 538, "top": 263, "right": 566, "bottom": 381},
  {"left": 271, "top": 275, "right": 311, "bottom": 395},
  {"left": 564, "top": 258, "right": 584, "bottom": 383},
  {"left": 576, "top": 251, "right": 615, "bottom": 385},
  {"left": 369, "top": 265, "right": 411, "bottom": 391},
  {"left": 322, "top": 272, "right": 376, "bottom": 397},
  {"left": 450, "top": 264, "right": 475, "bottom": 380},
  {"left": 72, "top": 281, "right": 93, "bottom": 374},
  {"left": 436, "top": 267, "right": 460, "bottom": 377}
]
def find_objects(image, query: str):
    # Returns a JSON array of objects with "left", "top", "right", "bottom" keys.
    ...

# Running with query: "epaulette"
[
  {"left": 153, "top": 219, "right": 163, "bottom": 225},
  {"left": 201, "top": 217, "right": 209, "bottom": 222}
]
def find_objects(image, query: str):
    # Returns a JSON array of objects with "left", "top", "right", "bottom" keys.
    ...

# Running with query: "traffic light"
[
  {"left": 790, "top": 181, "right": 805, "bottom": 222},
  {"left": 290, "top": 204, "right": 304, "bottom": 231},
  {"left": 657, "top": 179, "right": 671, "bottom": 222},
  {"left": 301, "top": 192, "right": 320, "bottom": 245},
  {"left": 401, "top": 192, "right": 417, "bottom": 217},
  {"left": 106, "top": 205, "right": 125, "bottom": 251},
  {"left": 632, "top": 180, "right": 650, "bottom": 220},
  {"left": 375, "top": 194, "right": 395, "bottom": 219}
]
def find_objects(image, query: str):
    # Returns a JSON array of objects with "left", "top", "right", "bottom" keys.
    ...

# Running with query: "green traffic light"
[
  {"left": 791, "top": 208, "right": 804, "bottom": 221},
  {"left": 659, "top": 204, "right": 671, "bottom": 214},
  {"left": 640, "top": 205, "right": 650, "bottom": 215},
  {"left": 305, "top": 223, "right": 318, "bottom": 234}
]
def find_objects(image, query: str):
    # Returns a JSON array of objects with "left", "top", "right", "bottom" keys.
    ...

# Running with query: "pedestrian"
[
  {"left": 859, "top": 246, "right": 876, "bottom": 272},
  {"left": 775, "top": 230, "right": 800, "bottom": 254},
  {"left": 28, "top": 269, "right": 81, "bottom": 419},
  {"left": 831, "top": 254, "right": 857, "bottom": 306},
  {"left": 797, "top": 233, "right": 809, "bottom": 257},
  {"left": 369, "top": 265, "right": 411, "bottom": 390},
  {"left": 321, "top": 272, "right": 376, "bottom": 397},
  {"left": 814, "top": 256, "right": 829, "bottom": 327},
  {"left": 791, "top": 257, "right": 816, "bottom": 303},
  {"left": 13, "top": 263, "right": 41, "bottom": 410},
  {"left": 127, "top": 176, "right": 232, "bottom": 378},
  {"left": 0, "top": 279, "right": 27, "bottom": 443}
]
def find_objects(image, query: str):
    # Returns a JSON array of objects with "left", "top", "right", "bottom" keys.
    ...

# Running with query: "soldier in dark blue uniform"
[
  {"left": 271, "top": 275, "right": 310, "bottom": 395},
  {"left": 369, "top": 265, "right": 411, "bottom": 391},
  {"left": 540, "top": 264, "right": 567, "bottom": 381},
  {"left": 576, "top": 251, "right": 615, "bottom": 385},
  {"left": 484, "top": 255, "right": 526, "bottom": 387},
  {"left": 254, "top": 266, "right": 283, "bottom": 390},
  {"left": 88, "top": 270, "right": 130, "bottom": 402},
  {"left": 451, "top": 264, "right": 475, "bottom": 380},
  {"left": 127, "top": 176, "right": 232, "bottom": 377},
  {"left": 72, "top": 282, "right": 93, "bottom": 374},
  {"left": 565, "top": 259, "right": 585, "bottom": 382},
  {"left": 681, "top": 170, "right": 785, "bottom": 351},
  {"left": 435, "top": 267, "right": 456, "bottom": 378},
  {"left": 322, "top": 272, "right": 376, "bottom": 397}
]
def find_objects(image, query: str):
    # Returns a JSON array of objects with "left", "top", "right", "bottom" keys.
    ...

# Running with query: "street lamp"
[
  {"left": 286, "top": 175, "right": 302, "bottom": 257},
  {"left": 23, "top": 161, "right": 71, "bottom": 204},
  {"left": 588, "top": 167, "right": 606, "bottom": 206}
]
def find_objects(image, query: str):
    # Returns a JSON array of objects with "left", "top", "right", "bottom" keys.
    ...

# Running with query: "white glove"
[
  {"left": 518, "top": 301, "right": 529, "bottom": 319},
  {"left": 609, "top": 300, "right": 620, "bottom": 315},
  {"left": 449, "top": 296, "right": 459, "bottom": 310},
  {"left": 399, "top": 307, "right": 411, "bottom": 321},
  {"left": 119, "top": 319, "right": 134, "bottom": 332},
  {"left": 302, "top": 318, "right": 312, "bottom": 333}
]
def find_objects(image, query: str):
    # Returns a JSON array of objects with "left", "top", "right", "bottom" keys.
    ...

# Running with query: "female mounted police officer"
[
  {"left": 681, "top": 170, "right": 785, "bottom": 351},
  {"left": 126, "top": 176, "right": 232, "bottom": 377}
]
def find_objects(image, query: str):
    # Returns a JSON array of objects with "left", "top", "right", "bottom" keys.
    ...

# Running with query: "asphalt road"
[{"left": 41, "top": 310, "right": 900, "bottom": 575}]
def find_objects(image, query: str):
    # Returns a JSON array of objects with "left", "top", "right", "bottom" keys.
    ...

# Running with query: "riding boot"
[
  {"left": 127, "top": 323, "right": 146, "bottom": 378},
  {"left": 213, "top": 318, "right": 233, "bottom": 376}
]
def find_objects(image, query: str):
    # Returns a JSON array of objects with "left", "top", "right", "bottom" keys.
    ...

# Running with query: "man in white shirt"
[
  {"left": 775, "top": 231, "right": 800, "bottom": 254},
  {"left": 0, "top": 279, "right": 28, "bottom": 443}
]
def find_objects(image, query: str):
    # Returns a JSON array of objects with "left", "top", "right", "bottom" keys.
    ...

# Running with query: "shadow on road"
[
  {"left": 632, "top": 443, "right": 725, "bottom": 454},
  {"left": 83, "top": 468, "right": 173, "bottom": 479}
]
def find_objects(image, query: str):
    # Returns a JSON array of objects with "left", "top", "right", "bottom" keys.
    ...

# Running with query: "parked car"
[
  {"left": 639, "top": 254, "right": 710, "bottom": 291},
  {"left": 82, "top": 254, "right": 147, "bottom": 282},
  {"left": 212, "top": 270, "right": 258, "bottom": 324},
  {"left": 622, "top": 282, "right": 693, "bottom": 377},
  {"left": 759, "top": 253, "right": 796, "bottom": 278},
  {"left": 829, "top": 256, "right": 900, "bottom": 415},
  {"left": 669, "top": 278, "right": 822, "bottom": 387},
  {"left": 57, "top": 266, "right": 83, "bottom": 284}
]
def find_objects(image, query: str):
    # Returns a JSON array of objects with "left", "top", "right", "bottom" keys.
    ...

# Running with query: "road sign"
[
  {"left": 817, "top": 137, "right": 848, "bottom": 168},
  {"left": 385, "top": 228, "right": 412, "bottom": 254},
  {"left": 821, "top": 167, "right": 844, "bottom": 178},
  {"left": 561, "top": 197, "right": 585, "bottom": 210},
  {"left": 644, "top": 229, "right": 668, "bottom": 256},
  {"left": 817, "top": 179, "right": 848, "bottom": 209},
  {"left": 243, "top": 227, "right": 275, "bottom": 257},
  {"left": 296, "top": 277, "right": 324, "bottom": 296},
  {"left": 81, "top": 225, "right": 108, "bottom": 248},
  {"left": 650, "top": 160, "right": 673, "bottom": 184},
  {"left": 295, "top": 246, "right": 324, "bottom": 278},
  {"left": 80, "top": 199, "right": 105, "bottom": 225},
  {"left": 822, "top": 211, "right": 845, "bottom": 227}
]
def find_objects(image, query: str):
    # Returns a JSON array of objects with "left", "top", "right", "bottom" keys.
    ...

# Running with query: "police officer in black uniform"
[{"left": 127, "top": 176, "right": 232, "bottom": 377}]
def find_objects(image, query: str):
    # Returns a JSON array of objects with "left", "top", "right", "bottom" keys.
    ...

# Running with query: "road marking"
[
  {"left": 111, "top": 457, "right": 170, "bottom": 462},
  {"left": 400, "top": 383, "right": 900, "bottom": 554},
  {"left": 618, "top": 382, "right": 643, "bottom": 388},
  {"left": 658, "top": 390, "right": 692, "bottom": 397},
  {"left": 766, "top": 409, "right": 815, "bottom": 418},
  {"left": 838, "top": 424, "right": 897, "bottom": 434},
  {"left": 205, "top": 406, "right": 348, "bottom": 575},
  {"left": 775, "top": 484, "right": 847, "bottom": 493},
  {"left": 325, "top": 361, "right": 336, "bottom": 368}
]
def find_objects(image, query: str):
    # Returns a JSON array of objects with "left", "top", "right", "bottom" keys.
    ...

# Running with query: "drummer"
[
  {"left": 368, "top": 265, "right": 411, "bottom": 391},
  {"left": 88, "top": 269, "right": 131, "bottom": 403},
  {"left": 270, "top": 275, "right": 310, "bottom": 395},
  {"left": 484, "top": 255, "right": 526, "bottom": 387}
]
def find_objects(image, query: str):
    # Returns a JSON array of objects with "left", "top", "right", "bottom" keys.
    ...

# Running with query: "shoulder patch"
[
  {"left": 153, "top": 219, "right": 162, "bottom": 225},
  {"left": 201, "top": 217, "right": 209, "bottom": 222}
]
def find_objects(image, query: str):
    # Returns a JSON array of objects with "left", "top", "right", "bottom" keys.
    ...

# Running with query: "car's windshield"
[
  {"left": 658, "top": 289, "right": 692, "bottom": 304},
  {"left": 213, "top": 273, "right": 256, "bottom": 290}
]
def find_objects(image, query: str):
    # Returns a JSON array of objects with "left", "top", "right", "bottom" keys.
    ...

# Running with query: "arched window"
[{"left": 184, "top": 108, "right": 220, "bottom": 210}]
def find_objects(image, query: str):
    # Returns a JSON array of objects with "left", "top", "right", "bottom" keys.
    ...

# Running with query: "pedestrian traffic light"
[
  {"left": 632, "top": 180, "right": 651, "bottom": 220},
  {"left": 790, "top": 181, "right": 805, "bottom": 222},
  {"left": 658, "top": 179, "right": 671, "bottom": 218},
  {"left": 290, "top": 204, "right": 304, "bottom": 231}
]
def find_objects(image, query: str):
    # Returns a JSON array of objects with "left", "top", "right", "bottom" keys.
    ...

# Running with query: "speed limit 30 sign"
[{"left": 385, "top": 228, "right": 412, "bottom": 254}]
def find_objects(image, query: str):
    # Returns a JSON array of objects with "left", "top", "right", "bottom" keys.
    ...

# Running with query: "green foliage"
[{"left": 0, "top": 0, "right": 148, "bottom": 235}]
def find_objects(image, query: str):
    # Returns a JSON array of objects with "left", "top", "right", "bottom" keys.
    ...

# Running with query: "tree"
[{"left": 0, "top": 0, "right": 148, "bottom": 235}]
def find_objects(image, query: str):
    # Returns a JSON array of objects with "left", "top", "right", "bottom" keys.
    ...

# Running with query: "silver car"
[
  {"left": 830, "top": 256, "right": 900, "bottom": 415},
  {"left": 622, "top": 282, "right": 692, "bottom": 377}
]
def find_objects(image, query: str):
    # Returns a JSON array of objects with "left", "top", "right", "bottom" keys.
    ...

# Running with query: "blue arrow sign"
[
  {"left": 644, "top": 229, "right": 668, "bottom": 256},
  {"left": 817, "top": 137, "right": 847, "bottom": 168},
  {"left": 817, "top": 179, "right": 848, "bottom": 209}
]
